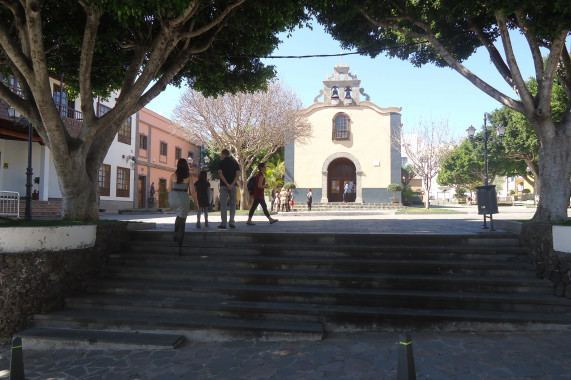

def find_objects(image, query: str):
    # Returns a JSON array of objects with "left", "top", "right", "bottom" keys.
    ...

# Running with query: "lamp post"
[
  {"left": 7, "top": 107, "right": 33, "bottom": 221},
  {"left": 467, "top": 113, "right": 506, "bottom": 229},
  {"left": 202, "top": 155, "right": 210, "bottom": 170}
]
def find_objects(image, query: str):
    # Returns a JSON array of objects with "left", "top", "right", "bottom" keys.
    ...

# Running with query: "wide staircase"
[
  {"left": 17, "top": 230, "right": 571, "bottom": 350},
  {"left": 292, "top": 201, "right": 402, "bottom": 212}
]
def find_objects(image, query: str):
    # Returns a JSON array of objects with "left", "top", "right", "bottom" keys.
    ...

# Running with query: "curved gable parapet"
[
  {"left": 359, "top": 101, "right": 402, "bottom": 115},
  {"left": 303, "top": 102, "right": 401, "bottom": 116},
  {"left": 303, "top": 102, "right": 326, "bottom": 115}
]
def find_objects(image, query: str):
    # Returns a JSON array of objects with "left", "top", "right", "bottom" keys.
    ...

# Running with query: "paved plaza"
[
  {"left": 2, "top": 205, "right": 571, "bottom": 379},
  {"left": 100, "top": 204, "right": 549, "bottom": 235}
]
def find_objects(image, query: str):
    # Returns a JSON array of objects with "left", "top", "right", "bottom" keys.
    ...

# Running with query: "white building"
[{"left": 0, "top": 76, "right": 135, "bottom": 215}]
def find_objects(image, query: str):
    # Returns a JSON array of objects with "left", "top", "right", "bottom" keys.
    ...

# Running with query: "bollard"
[
  {"left": 9, "top": 337, "right": 25, "bottom": 380},
  {"left": 397, "top": 332, "right": 416, "bottom": 380}
]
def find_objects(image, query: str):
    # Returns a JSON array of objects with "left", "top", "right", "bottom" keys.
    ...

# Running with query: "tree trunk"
[
  {"left": 52, "top": 143, "right": 103, "bottom": 221},
  {"left": 59, "top": 167, "right": 100, "bottom": 221},
  {"left": 533, "top": 124, "right": 571, "bottom": 223}
]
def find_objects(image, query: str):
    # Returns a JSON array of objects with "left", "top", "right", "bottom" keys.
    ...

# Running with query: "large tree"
[
  {"left": 171, "top": 80, "right": 311, "bottom": 209},
  {"left": 0, "top": 0, "right": 308, "bottom": 220},
  {"left": 313, "top": 1, "right": 571, "bottom": 223}
]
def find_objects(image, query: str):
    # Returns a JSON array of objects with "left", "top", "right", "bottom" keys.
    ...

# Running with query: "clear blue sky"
[{"left": 147, "top": 22, "right": 534, "bottom": 138}]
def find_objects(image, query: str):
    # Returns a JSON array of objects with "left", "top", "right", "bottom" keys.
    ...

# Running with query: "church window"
[
  {"left": 331, "top": 86, "right": 339, "bottom": 98},
  {"left": 332, "top": 113, "right": 350, "bottom": 140}
]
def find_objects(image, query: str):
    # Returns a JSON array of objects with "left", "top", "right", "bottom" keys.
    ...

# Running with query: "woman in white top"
[{"left": 168, "top": 158, "right": 193, "bottom": 251}]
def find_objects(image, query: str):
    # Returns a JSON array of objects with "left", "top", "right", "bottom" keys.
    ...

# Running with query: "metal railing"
[{"left": 0, "top": 191, "right": 20, "bottom": 217}]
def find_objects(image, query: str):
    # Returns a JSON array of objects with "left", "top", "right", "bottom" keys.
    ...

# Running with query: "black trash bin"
[{"left": 476, "top": 185, "right": 498, "bottom": 215}]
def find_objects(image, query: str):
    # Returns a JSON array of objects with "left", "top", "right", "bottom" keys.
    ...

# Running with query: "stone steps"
[
  {"left": 17, "top": 231, "right": 571, "bottom": 350},
  {"left": 292, "top": 202, "right": 402, "bottom": 211}
]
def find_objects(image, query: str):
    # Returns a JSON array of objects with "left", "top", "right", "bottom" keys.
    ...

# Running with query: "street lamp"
[
  {"left": 202, "top": 155, "right": 210, "bottom": 170},
  {"left": 467, "top": 113, "right": 505, "bottom": 230},
  {"left": 7, "top": 107, "right": 33, "bottom": 221}
]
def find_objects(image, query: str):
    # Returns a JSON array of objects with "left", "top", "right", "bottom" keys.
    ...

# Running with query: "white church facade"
[{"left": 285, "top": 62, "right": 402, "bottom": 204}]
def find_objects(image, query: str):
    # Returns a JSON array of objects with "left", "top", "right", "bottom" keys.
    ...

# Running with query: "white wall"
[{"left": 0, "top": 139, "right": 43, "bottom": 196}]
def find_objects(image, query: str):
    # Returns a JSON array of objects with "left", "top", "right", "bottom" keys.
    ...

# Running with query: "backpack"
[{"left": 247, "top": 176, "right": 256, "bottom": 196}]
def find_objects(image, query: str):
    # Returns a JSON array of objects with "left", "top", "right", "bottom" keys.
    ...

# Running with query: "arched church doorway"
[{"left": 327, "top": 158, "right": 356, "bottom": 202}]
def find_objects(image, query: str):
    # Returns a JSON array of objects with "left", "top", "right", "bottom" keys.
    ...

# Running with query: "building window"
[
  {"left": 175, "top": 147, "right": 182, "bottom": 160},
  {"left": 98, "top": 164, "right": 111, "bottom": 196},
  {"left": 116, "top": 167, "right": 130, "bottom": 197},
  {"left": 118, "top": 117, "right": 132, "bottom": 144},
  {"left": 160, "top": 142, "right": 168, "bottom": 156},
  {"left": 53, "top": 84, "right": 76, "bottom": 119},
  {"left": 139, "top": 134, "right": 148, "bottom": 150},
  {"left": 332, "top": 113, "right": 350, "bottom": 140},
  {"left": 97, "top": 103, "right": 111, "bottom": 117}
]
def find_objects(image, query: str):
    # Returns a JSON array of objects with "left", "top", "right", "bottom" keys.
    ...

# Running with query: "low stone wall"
[
  {"left": 0, "top": 222, "right": 128, "bottom": 339},
  {"left": 520, "top": 222, "right": 571, "bottom": 299}
]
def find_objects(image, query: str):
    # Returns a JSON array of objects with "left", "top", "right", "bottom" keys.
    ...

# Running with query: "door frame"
[
  {"left": 321, "top": 152, "right": 363, "bottom": 203},
  {"left": 327, "top": 158, "right": 356, "bottom": 202}
]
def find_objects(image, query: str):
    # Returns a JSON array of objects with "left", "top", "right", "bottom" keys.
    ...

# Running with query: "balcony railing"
[{"left": 55, "top": 103, "right": 83, "bottom": 136}]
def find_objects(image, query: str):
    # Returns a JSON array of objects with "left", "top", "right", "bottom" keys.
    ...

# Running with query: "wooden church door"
[{"left": 327, "top": 158, "right": 356, "bottom": 202}]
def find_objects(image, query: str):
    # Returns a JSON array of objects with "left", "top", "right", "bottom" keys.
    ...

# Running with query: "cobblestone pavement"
[
  {"left": 2, "top": 331, "right": 571, "bottom": 379},
  {"left": 2, "top": 206, "right": 571, "bottom": 379}
]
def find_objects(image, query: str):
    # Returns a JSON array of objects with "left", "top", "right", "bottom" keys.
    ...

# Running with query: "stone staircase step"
[
  {"left": 32, "top": 309, "right": 324, "bottom": 342},
  {"left": 99, "top": 265, "right": 550, "bottom": 293},
  {"left": 16, "top": 327, "right": 184, "bottom": 350},
  {"left": 85, "top": 278, "right": 570, "bottom": 313},
  {"left": 65, "top": 293, "right": 570, "bottom": 327},
  {"left": 121, "top": 241, "right": 527, "bottom": 259},
  {"left": 106, "top": 255, "right": 536, "bottom": 277},
  {"left": 128, "top": 231, "right": 522, "bottom": 247}
]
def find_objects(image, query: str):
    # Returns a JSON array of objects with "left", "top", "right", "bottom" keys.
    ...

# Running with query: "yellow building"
[{"left": 285, "top": 62, "right": 402, "bottom": 203}]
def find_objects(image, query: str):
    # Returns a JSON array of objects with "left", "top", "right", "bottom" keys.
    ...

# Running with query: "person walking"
[
  {"left": 307, "top": 188, "right": 313, "bottom": 211},
  {"left": 217, "top": 149, "right": 241, "bottom": 229},
  {"left": 194, "top": 170, "right": 211, "bottom": 228},
  {"left": 246, "top": 162, "right": 278, "bottom": 226},
  {"left": 168, "top": 158, "right": 193, "bottom": 251}
]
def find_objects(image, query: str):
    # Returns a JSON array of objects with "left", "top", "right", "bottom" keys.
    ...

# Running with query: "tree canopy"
[{"left": 0, "top": 0, "right": 309, "bottom": 220}]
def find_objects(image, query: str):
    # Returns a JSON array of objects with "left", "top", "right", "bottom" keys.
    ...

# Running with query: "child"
[{"left": 194, "top": 171, "right": 211, "bottom": 228}]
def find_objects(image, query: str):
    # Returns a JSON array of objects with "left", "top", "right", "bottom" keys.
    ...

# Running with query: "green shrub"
[
  {"left": 387, "top": 183, "right": 402, "bottom": 192},
  {"left": 283, "top": 182, "right": 296, "bottom": 189}
]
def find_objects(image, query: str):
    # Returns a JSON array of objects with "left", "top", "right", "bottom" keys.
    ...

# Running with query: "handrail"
[{"left": 0, "top": 191, "right": 20, "bottom": 217}]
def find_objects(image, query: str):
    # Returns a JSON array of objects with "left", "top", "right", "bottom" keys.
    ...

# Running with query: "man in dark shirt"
[{"left": 217, "top": 149, "right": 241, "bottom": 228}]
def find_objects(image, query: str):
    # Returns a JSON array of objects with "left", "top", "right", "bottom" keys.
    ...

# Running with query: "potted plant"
[
  {"left": 387, "top": 183, "right": 402, "bottom": 203},
  {"left": 509, "top": 190, "right": 517, "bottom": 201}
]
